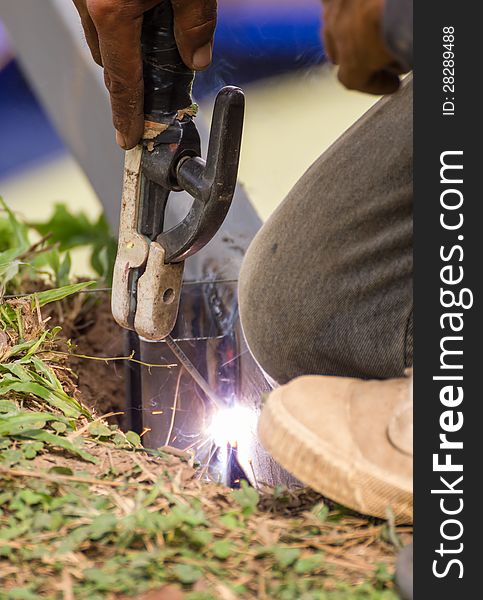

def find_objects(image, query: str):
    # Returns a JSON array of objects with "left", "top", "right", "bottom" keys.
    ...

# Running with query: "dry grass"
[{"left": 0, "top": 228, "right": 409, "bottom": 599}]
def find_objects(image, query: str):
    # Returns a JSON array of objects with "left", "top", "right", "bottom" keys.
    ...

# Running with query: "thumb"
[{"left": 171, "top": 0, "right": 217, "bottom": 70}]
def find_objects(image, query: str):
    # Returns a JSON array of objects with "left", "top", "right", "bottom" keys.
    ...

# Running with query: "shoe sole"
[{"left": 258, "top": 388, "right": 413, "bottom": 524}]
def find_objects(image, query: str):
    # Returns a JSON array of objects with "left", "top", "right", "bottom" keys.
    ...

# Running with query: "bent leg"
[{"left": 239, "top": 80, "right": 413, "bottom": 384}]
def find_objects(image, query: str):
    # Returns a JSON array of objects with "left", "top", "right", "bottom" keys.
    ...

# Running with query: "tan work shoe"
[{"left": 258, "top": 373, "right": 413, "bottom": 523}]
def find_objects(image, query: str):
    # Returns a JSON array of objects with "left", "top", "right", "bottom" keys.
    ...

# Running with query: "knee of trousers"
[
  {"left": 238, "top": 226, "right": 334, "bottom": 385},
  {"left": 239, "top": 234, "right": 286, "bottom": 384},
  {"left": 239, "top": 227, "right": 413, "bottom": 384}
]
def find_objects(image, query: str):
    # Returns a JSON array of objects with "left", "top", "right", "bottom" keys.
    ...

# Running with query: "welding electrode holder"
[{"left": 111, "top": 1, "right": 245, "bottom": 341}]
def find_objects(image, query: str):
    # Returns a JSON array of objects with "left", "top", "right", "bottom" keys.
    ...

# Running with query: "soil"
[{"left": 67, "top": 292, "right": 127, "bottom": 427}]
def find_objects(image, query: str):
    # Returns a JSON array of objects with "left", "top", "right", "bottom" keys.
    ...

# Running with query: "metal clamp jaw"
[{"left": 111, "top": 85, "right": 245, "bottom": 341}]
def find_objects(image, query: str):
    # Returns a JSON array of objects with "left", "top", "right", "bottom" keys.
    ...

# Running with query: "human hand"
[
  {"left": 72, "top": 0, "right": 217, "bottom": 149},
  {"left": 321, "top": 0, "right": 407, "bottom": 95}
]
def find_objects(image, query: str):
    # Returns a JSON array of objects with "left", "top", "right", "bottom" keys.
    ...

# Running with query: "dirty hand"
[
  {"left": 321, "top": 0, "right": 406, "bottom": 95},
  {"left": 72, "top": 0, "right": 216, "bottom": 149}
]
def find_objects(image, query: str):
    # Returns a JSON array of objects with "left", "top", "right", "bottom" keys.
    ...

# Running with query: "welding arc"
[{"left": 165, "top": 335, "right": 226, "bottom": 410}]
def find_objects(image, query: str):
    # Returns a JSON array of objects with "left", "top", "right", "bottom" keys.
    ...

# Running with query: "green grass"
[{"left": 0, "top": 200, "right": 405, "bottom": 599}]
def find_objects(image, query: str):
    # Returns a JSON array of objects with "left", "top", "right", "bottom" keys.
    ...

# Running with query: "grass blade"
[
  {"left": 0, "top": 411, "right": 68, "bottom": 436},
  {"left": 19, "top": 429, "right": 97, "bottom": 463},
  {"left": 32, "top": 281, "right": 96, "bottom": 308},
  {"left": 0, "top": 380, "right": 82, "bottom": 418}
]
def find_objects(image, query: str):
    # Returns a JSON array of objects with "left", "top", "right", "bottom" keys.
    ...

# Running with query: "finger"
[
  {"left": 171, "top": 0, "right": 217, "bottom": 70},
  {"left": 366, "top": 70, "right": 401, "bottom": 94},
  {"left": 337, "top": 61, "right": 400, "bottom": 95},
  {"left": 87, "top": 0, "right": 155, "bottom": 149},
  {"left": 72, "top": 0, "right": 102, "bottom": 65},
  {"left": 386, "top": 59, "right": 408, "bottom": 76}
]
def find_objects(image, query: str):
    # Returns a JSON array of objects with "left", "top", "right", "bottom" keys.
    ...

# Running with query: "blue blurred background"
[{"left": 0, "top": 0, "right": 324, "bottom": 180}]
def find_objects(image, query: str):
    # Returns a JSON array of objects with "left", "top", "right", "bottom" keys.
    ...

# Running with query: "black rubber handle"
[{"left": 141, "top": 1, "right": 194, "bottom": 120}]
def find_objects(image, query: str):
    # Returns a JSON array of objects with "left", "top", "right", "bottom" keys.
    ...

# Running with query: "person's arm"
[
  {"left": 321, "top": 0, "right": 412, "bottom": 95},
  {"left": 72, "top": 0, "right": 217, "bottom": 150}
]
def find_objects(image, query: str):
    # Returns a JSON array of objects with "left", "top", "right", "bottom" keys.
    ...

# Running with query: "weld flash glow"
[{"left": 208, "top": 405, "right": 258, "bottom": 450}]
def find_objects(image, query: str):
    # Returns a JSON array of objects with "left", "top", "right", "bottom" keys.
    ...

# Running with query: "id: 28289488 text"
[{"left": 442, "top": 26, "right": 455, "bottom": 117}]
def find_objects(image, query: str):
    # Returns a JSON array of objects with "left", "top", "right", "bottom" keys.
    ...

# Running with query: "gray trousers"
[{"left": 239, "top": 80, "right": 413, "bottom": 384}]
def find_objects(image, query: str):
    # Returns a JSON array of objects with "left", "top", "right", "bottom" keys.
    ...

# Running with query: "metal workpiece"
[{"left": 139, "top": 281, "right": 298, "bottom": 488}]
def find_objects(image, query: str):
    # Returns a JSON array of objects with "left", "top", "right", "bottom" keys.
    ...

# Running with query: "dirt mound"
[{"left": 67, "top": 293, "right": 127, "bottom": 426}]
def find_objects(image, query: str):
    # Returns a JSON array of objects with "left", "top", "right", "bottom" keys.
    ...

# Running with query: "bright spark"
[{"left": 207, "top": 405, "right": 258, "bottom": 450}]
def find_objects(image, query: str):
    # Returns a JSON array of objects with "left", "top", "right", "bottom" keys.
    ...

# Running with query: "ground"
[{"left": 0, "top": 202, "right": 411, "bottom": 599}]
